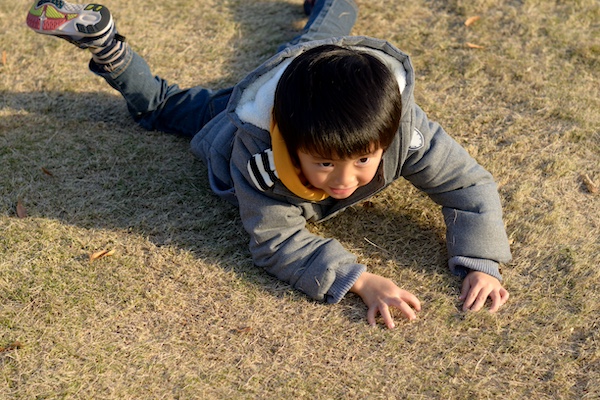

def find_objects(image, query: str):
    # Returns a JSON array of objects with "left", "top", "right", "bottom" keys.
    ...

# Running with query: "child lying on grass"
[{"left": 26, "top": 0, "right": 511, "bottom": 328}]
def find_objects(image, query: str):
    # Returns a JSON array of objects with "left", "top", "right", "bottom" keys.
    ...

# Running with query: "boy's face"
[{"left": 296, "top": 147, "right": 384, "bottom": 199}]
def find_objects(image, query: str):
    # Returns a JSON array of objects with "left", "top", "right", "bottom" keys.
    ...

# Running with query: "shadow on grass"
[{"left": 225, "top": 0, "right": 304, "bottom": 74}]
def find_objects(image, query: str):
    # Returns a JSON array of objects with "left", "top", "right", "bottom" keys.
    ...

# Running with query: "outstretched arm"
[{"left": 401, "top": 105, "right": 512, "bottom": 298}]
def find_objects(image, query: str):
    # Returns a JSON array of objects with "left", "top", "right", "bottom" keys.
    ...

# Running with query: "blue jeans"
[{"left": 92, "top": 0, "right": 358, "bottom": 137}]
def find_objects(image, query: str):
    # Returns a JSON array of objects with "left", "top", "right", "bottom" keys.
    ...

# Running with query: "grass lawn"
[{"left": 1, "top": 0, "right": 599, "bottom": 398}]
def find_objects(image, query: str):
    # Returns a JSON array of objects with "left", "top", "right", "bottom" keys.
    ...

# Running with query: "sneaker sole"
[{"left": 26, "top": 1, "right": 112, "bottom": 39}]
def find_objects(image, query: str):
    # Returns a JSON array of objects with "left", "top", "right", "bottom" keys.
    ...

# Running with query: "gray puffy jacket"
[{"left": 190, "top": 36, "right": 512, "bottom": 303}]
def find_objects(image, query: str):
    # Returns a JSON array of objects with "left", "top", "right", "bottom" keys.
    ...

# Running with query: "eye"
[
  {"left": 357, "top": 157, "right": 370, "bottom": 165},
  {"left": 319, "top": 162, "right": 333, "bottom": 168}
]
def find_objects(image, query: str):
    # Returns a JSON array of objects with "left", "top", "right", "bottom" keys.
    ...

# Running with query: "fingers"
[
  {"left": 390, "top": 294, "right": 420, "bottom": 321},
  {"left": 467, "top": 286, "right": 491, "bottom": 312},
  {"left": 488, "top": 288, "right": 510, "bottom": 313},
  {"left": 397, "top": 300, "right": 417, "bottom": 321},
  {"left": 367, "top": 302, "right": 396, "bottom": 329},
  {"left": 366, "top": 305, "right": 378, "bottom": 327},
  {"left": 367, "top": 296, "right": 420, "bottom": 329},
  {"left": 461, "top": 279, "right": 510, "bottom": 313},
  {"left": 400, "top": 291, "right": 422, "bottom": 312},
  {"left": 380, "top": 303, "right": 396, "bottom": 329}
]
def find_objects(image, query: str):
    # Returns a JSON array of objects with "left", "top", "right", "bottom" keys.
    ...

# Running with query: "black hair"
[{"left": 273, "top": 44, "right": 402, "bottom": 160}]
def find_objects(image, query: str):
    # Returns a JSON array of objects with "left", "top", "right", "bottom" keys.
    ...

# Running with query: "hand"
[
  {"left": 460, "top": 271, "right": 509, "bottom": 312},
  {"left": 350, "top": 272, "right": 421, "bottom": 329}
]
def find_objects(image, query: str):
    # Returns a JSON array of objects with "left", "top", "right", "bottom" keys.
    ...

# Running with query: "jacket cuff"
[
  {"left": 325, "top": 264, "right": 367, "bottom": 304},
  {"left": 448, "top": 256, "right": 503, "bottom": 281}
]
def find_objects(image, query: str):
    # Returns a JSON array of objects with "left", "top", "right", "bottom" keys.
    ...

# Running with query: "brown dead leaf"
[
  {"left": 233, "top": 326, "right": 252, "bottom": 334},
  {"left": 0, "top": 341, "right": 22, "bottom": 353},
  {"left": 41, "top": 167, "right": 54, "bottom": 177},
  {"left": 465, "top": 16, "right": 481, "bottom": 27},
  {"left": 16, "top": 201, "right": 27, "bottom": 218},
  {"left": 362, "top": 201, "right": 374, "bottom": 208},
  {"left": 466, "top": 42, "right": 485, "bottom": 49},
  {"left": 90, "top": 250, "right": 109, "bottom": 261},
  {"left": 1, "top": 51, "right": 6, "bottom": 66},
  {"left": 90, "top": 249, "right": 116, "bottom": 261},
  {"left": 580, "top": 173, "right": 598, "bottom": 194}
]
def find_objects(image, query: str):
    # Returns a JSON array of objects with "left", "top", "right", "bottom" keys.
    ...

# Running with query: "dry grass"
[{"left": 1, "top": 0, "right": 599, "bottom": 398}]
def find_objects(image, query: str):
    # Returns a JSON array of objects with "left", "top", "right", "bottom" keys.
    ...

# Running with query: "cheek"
[
  {"left": 311, "top": 171, "right": 330, "bottom": 186},
  {"left": 359, "top": 167, "right": 378, "bottom": 183},
  {"left": 303, "top": 168, "right": 327, "bottom": 187}
]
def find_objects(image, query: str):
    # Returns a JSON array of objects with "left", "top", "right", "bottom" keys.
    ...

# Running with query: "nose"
[{"left": 331, "top": 165, "right": 356, "bottom": 187}]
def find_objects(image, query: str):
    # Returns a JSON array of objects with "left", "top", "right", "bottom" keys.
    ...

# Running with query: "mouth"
[{"left": 328, "top": 186, "right": 357, "bottom": 198}]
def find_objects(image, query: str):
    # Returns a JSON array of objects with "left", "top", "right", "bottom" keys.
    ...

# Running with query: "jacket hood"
[{"left": 234, "top": 40, "right": 409, "bottom": 131}]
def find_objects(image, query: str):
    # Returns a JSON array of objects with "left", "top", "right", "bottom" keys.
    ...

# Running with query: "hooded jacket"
[{"left": 190, "top": 36, "right": 512, "bottom": 304}]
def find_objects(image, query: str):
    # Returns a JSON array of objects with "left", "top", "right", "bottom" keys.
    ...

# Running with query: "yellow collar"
[{"left": 270, "top": 123, "right": 329, "bottom": 202}]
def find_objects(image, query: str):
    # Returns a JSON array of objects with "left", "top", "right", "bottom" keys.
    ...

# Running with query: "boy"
[{"left": 26, "top": 0, "right": 511, "bottom": 329}]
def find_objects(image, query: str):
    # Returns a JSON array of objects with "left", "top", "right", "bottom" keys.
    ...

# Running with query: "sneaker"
[{"left": 26, "top": 0, "right": 116, "bottom": 48}]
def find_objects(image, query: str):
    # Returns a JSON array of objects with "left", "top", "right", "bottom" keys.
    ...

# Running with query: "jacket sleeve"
[
  {"left": 230, "top": 138, "right": 366, "bottom": 303},
  {"left": 401, "top": 105, "right": 512, "bottom": 280}
]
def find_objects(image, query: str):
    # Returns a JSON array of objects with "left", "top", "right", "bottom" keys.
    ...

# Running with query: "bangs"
[{"left": 299, "top": 128, "right": 383, "bottom": 160}]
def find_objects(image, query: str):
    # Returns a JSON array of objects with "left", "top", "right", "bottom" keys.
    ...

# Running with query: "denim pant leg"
[
  {"left": 89, "top": 46, "right": 232, "bottom": 138},
  {"left": 281, "top": 0, "right": 358, "bottom": 50},
  {"left": 89, "top": 1, "right": 356, "bottom": 136}
]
